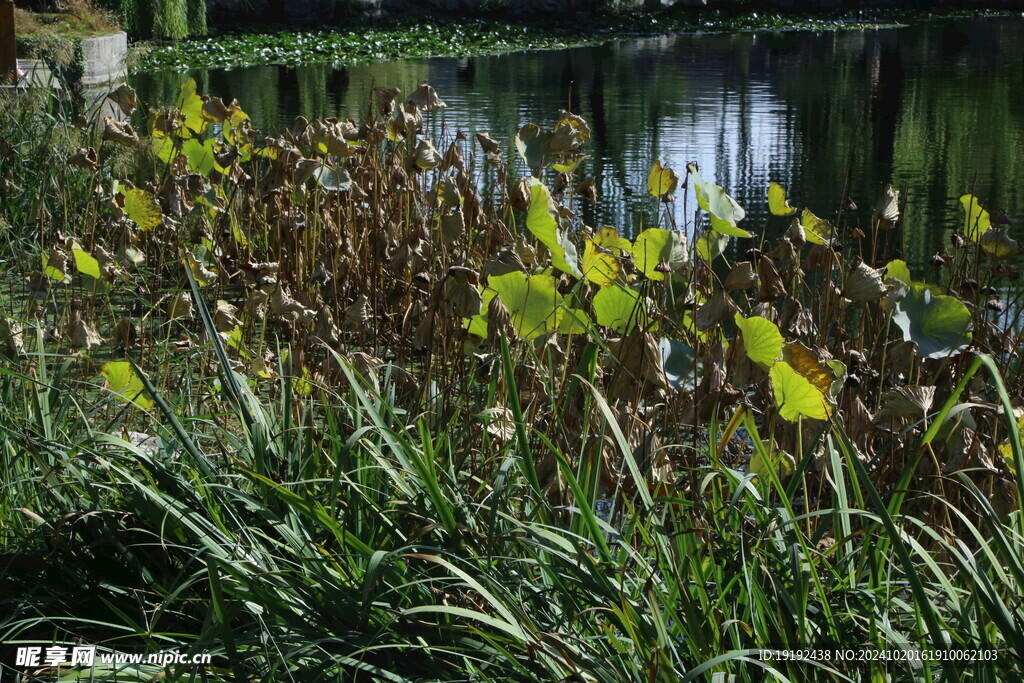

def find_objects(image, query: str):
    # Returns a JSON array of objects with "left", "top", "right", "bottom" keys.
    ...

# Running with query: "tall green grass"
[{"left": 1, "top": 280, "right": 1022, "bottom": 681}]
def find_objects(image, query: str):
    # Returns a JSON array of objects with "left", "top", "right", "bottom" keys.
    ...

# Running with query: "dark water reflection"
[{"left": 133, "top": 18, "right": 1024, "bottom": 262}]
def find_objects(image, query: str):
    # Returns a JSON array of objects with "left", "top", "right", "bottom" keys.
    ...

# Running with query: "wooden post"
[{"left": 1, "top": 0, "right": 16, "bottom": 85}]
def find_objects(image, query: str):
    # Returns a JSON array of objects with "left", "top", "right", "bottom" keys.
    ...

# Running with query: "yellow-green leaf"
[
  {"left": 800, "top": 208, "right": 835, "bottom": 245},
  {"left": 489, "top": 271, "right": 564, "bottom": 340},
  {"left": 647, "top": 160, "right": 679, "bottom": 198},
  {"left": 770, "top": 360, "right": 832, "bottom": 421},
  {"left": 100, "top": 361, "right": 154, "bottom": 411},
  {"left": 525, "top": 179, "right": 580, "bottom": 278},
  {"left": 593, "top": 226, "right": 632, "bottom": 254},
  {"left": 884, "top": 259, "right": 912, "bottom": 285},
  {"left": 581, "top": 239, "right": 621, "bottom": 286},
  {"left": 593, "top": 285, "right": 653, "bottom": 334},
  {"left": 72, "top": 248, "right": 101, "bottom": 280},
  {"left": 734, "top": 313, "right": 784, "bottom": 369},
  {"left": 632, "top": 228, "right": 687, "bottom": 281},
  {"left": 960, "top": 194, "right": 991, "bottom": 242},
  {"left": 122, "top": 189, "right": 162, "bottom": 231},
  {"left": 767, "top": 181, "right": 798, "bottom": 216},
  {"left": 175, "top": 78, "right": 208, "bottom": 138}
]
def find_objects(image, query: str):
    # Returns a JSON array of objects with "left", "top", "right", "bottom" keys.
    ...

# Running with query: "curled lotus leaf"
[
  {"left": 413, "top": 139, "right": 442, "bottom": 171},
  {"left": 889, "top": 282, "right": 973, "bottom": 360},
  {"left": 102, "top": 118, "right": 139, "bottom": 147},
  {"left": 800, "top": 208, "right": 835, "bottom": 245},
  {"left": 515, "top": 123, "right": 553, "bottom": 170},
  {"left": 782, "top": 341, "right": 845, "bottom": 399},
  {"left": 980, "top": 227, "right": 1022, "bottom": 259},
  {"left": 696, "top": 230, "right": 730, "bottom": 262},
  {"left": 960, "top": 194, "right": 991, "bottom": 242},
  {"left": 688, "top": 164, "right": 749, "bottom": 237},
  {"left": 549, "top": 111, "right": 590, "bottom": 154},
  {"left": 876, "top": 385, "right": 936, "bottom": 419},
  {"left": 407, "top": 81, "right": 446, "bottom": 111},
  {"left": 844, "top": 262, "right": 887, "bottom": 301},
  {"left": 525, "top": 179, "right": 580, "bottom": 278},
  {"left": 767, "top": 182, "right": 798, "bottom": 216},
  {"left": 107, "top": 84, "right": 137, "bottom": 117},
  {"left": 873, "top": 184, "right": 900, "bottom": 223},
  {"left": 175, "top": 78, "right": 209, "bottom": 137},
  {"left": 593, "top": 226, "right": 632, "bottom": 255}
]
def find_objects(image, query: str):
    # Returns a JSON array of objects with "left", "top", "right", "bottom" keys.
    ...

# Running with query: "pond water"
[{"left": 132, "top": 17, "right": 1024, "bottom": 263}]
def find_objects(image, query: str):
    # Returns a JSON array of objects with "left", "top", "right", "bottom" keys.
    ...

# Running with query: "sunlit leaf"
[
  {"left": 647, "top": 161, "right": 679, "bottom": 198},
  {"left": 489, "top": 271, "right": 563, "bottom": 340},
  {"left": 581, "top": 239, "right": 621, "bottom": 286},
  {"left": 122, "top": 189, "right": 162, "bottom": 231},
  {"left": 175, "top": 77, "right": 208, "bottom": 137},
  {"left": 782, "top": 341, "right": 844, "bottom": 398},
  {"left": 525, "top": 179, "right": 580, "bottom": 277},
  {"left": 800, "top": 208, "right": 835, "bottom": 245},
  {"left": 182, "top": 138, "right": 217, "bottom": 176},
  {"left": 980, "top": 227, "right": 1022, "bottom": 259},
  {"left": 593, "top": 226, "right": 632, "bottom": 254},
  {"left": 696, "top": 230, "right": 729, "bottom": 262},
  {"left": 960, "top": 194, "right": 991, "bottom": 242},
  {"left": 770, "top": 360, "right": 832, "bottom": 421},
  {"left": 767, "top": 181, "right": 798, "bottom": 216},
  {"left": 890, "top": 283, "right": 972, "bottom": 359},
  {"left": 72, "top": 247, "right": 101, "bottom": 280},
  {"left": 688, "top": 164, "right": 749, "bottom": 236},
  {"left": 558, "top": 307, "right": 593, "bottom": 335},
  {"left": 553, "top": 156, "right": 587, "bottom": 174},
  {"left": 42, "top": 251, "right": 71, "bottom": 284},
  {"left": 593, "top": 285, "right": 653, "bottom": 334},
  {"left": 632, "top": 228, "right": 687, "bottom": 281},
  {"left": 734, "top": 313, "right": 783, "bottom": 369},
  {"left": 750, "top": 448, "right": 795, "bottom": 478},
  {"left": 100, "top": 361, "right": 154, "bottom": 411},
  {"left": 884, "top": 259, "right": 912, "bottom": 285}
]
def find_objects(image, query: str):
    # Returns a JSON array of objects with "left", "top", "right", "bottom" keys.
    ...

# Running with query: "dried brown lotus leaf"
[
  {"left": 441, "top": 141, "right": 465, "bottom": 173},
  {"left": 343, "top": 294, "right": 371, "bottom": 331},
  {"left": 107, "top": 84, "right": 137, "bottom": 117},
  {"left": 886, "top": 340, "right": 918, "bottom": 379},
  {"left": 407, "top": 81, "right": 446, "bottom": 111},
  {"left": 574, "top": 177, "right": 598, "bottom": 204},
  {"left": 309, "top": 306, "right": 340, "bottom": 346},
  {"left": 436, "top": 176, "right": 462, "bottom": 208},
  {"left": 67, "top": 310, "right": 102, "bottom": 351},
  {"left": 167, "top": 292, "right": 194, "bottom": 320},
  {"left": 69, "top": 147, "right": 98, "bottom": 170},
  {"left": 412, "top": 138, "right": 441, "bottom": 171},
  {"left": 805, "top": 243, "right": 835, "bottom": 270},
  {"left": 113, "top": 317, "right": 138, "bottom": 349},
  {"left": 509, "top": 176, "right": 532, "bottom": 212},
  {"left": 213, "top": 301, "right": 241, "bottom": 333},
  {"left": 549, "top": 110, "right": 591, "bottom": 153},
  {"left": 724, "top": 261, "right": 758, "bottom": 290},
  {"left": 373, "top": 86, "right": 401, "bottom": 117},
  {"left": 485, "top": 245, "right": 527, "bottom": 278},
  {"left": 844, "top": 262, "right": 887, "bottom": 301},
  {"left": 441, "top": 267, "right": 482, "bottom": 318},
  {"left": 413, "top": 312, "right": 439, "bottom": 350},
  {"left": 786, "top": 217, "right": 806, "bottom": 247},
  {"left": 476, "top": 132, "right": 501, "bottom": 156},
  {"left": 103, "top": 118, "right": 139, "bottom": 147},
  {"left": 876, "top": 385, "right": 936, "bottom": 419},
  {"left": 486, "top": 293, "right": 513, "bottom": 347},
  {"left": 440, "top": 210, "right": 465, "bottom": 247},
  {"left": 271, "top": 286, "right": 308, "bottom": 316},
  {"left": 0, "top": 317, "right": 25, "bottom": 356},
  {"left": 695, "top": 289, "right": 739, "bottom": 331},
  {"left": 757, "top": 257, "right": 787, "bottom": 301}
]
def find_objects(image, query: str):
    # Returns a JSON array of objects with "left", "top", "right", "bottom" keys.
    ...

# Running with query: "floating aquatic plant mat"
[{"left": 2, "top": 77, "right": 1022, "bottom": 506}]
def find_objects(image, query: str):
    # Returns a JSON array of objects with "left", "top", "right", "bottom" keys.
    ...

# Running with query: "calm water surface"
[{"left": 133, "top": 18, "right": 1024, "bottom": 262}]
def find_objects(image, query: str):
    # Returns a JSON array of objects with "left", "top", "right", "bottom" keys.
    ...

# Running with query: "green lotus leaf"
[
  {"left": 175, "top": 78, "right": 208, "bottom": 138},
  {"left": 767, "top": 182, "right": 798, "bottom": 216},
  {"left": 980, "top": 227, "right": 1022, "bottom": 259},
  {"left": 488, "top": 271, "right": 563, "bottom": 340},
  {"left": 884, "top": 259, "right": 912, "bottom": 285},
  {"left": 552, "top": 155, "right": 587, "bottom": 174},
  {"left": 688, "top": 165, "right": 747, "bottom": 234},
  {"left": 100, "top": 361, "right": 154, "bottom": 411},
  {"left": 593, "top": 226, "right": 632, "bottom": 254},
  {"left": 770, "top": 360, "right": 832, "bottom": 422},
  {"left": 182, "top": 138, "right": 217, "bottom": 176},
  {"left": 647, "top": 160, "right": 679, "bottom": 198},
  {"left": 890, "top": 283, "right": 973, "bottom": 360},
  {"left": 734, "top": 314, "right": 784, "bottom": 369},
  {"left": 122, "top": 189, "right": 162, "bottom": 231},
  {"left": 631, "top": 228, "right": 687, "bottom": 281},
  {"left": 525, "top": 179, "right": 580, "bottom": 277},
  {"left": 696, "top": 230, "right": 730, "bottom": 262},
  {"left": 593, "top": 285, "right": 653, "bottom": 334},
  {"left": 69, "top": 245, "right": 101, "bottom": 280},
  {"left": 960, "top": 194, "right": 991, "bottom": 242},
  {"left": 558, "top": 307, "right": 593, "bottom": 335}
]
